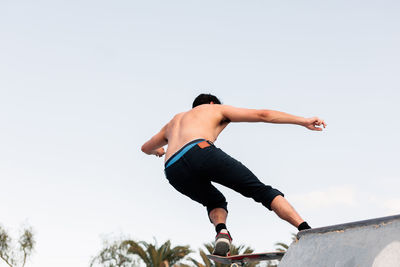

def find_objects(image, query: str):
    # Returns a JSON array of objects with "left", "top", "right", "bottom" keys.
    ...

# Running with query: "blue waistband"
[{"left": 165, "top": 139, "right": 205, "bottom": 169}]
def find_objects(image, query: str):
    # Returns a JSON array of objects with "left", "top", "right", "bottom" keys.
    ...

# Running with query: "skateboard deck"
[{"left": 207, "top": 251, "right": 285, "bottom": 266}]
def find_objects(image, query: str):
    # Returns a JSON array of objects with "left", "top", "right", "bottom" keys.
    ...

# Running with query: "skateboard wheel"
[{"left": 231, "top": 263, "right": 240, "bottom": 267}]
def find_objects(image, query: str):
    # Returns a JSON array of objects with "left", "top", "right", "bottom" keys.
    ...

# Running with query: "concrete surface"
[{"left": 278, "top": 214, "right": 400, "bottom": 267}]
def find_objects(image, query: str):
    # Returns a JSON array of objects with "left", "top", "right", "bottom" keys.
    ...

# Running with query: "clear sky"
[{"left": 1, "top": 0, "right": 399, "bottom": 266}]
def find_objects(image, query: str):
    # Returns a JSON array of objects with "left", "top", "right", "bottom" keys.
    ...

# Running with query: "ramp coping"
[{"left": 297, "top": 214, "right": 400, "bottom": 239}]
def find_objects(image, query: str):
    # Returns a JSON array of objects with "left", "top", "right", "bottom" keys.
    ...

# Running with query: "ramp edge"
[{"left": 297, "top": 213, "right": 400, "bottom": 239}]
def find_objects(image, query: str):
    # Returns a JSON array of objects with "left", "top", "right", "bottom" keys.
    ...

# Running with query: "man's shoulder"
[
  {"left": 190, "top": 104, "right": 241, "bottom": 119},
  {"left": 192, "top": 104, "right": 232, "bottom": 111},
  {"left": 174, "top": 104, "right": 235, "bottom": 120},
  {"left": 174, "top": 111, "right": 186, "bottom": 117}
]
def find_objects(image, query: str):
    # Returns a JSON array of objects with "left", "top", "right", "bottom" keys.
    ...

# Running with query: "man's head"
[{"left": 192, "top": 94, "right": 222, "bottom": 108}]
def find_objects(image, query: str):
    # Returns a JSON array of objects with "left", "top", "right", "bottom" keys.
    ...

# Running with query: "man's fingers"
[
  {"left": 317, "top": 120, "right": 327, "bottom": 128},
  {"left": 314, "top": 118, "right": 327, "bottom": 129},
  {"left": 309, "top": 124, "right": 323, "bottom": 131},
  {"left": 306, "top": 117, "right": 326, "bottom": 131}
]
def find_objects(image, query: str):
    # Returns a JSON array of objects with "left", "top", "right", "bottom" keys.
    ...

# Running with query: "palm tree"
[
  {"left": 263, "top": 233, "right": 298, "bottom": 267},
  {"left": 90, "top": 239, "right": 137, "bottom": 267},
  {"left": 274, "top": 233, "right": 297, "bottom": 252},
  {"left": 122, "top": 239, "right": 192, "bottom": 267},
  {"left": 189, "top": 243, "right": 257, "bottom": 267}
]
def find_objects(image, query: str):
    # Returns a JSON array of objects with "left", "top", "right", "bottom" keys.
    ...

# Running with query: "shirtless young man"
[{"left": 141, "top": 94, "right": 327, "bottom": 256}]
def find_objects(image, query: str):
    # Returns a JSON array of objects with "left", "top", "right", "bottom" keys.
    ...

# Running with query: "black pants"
[{"left": 164, "top": 140, "right": 284, "bottom": 219}]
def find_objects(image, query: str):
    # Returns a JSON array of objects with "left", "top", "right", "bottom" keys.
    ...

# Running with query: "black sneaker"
[{"left": 212, "top": 229, "right": 232, "bottom": 256}]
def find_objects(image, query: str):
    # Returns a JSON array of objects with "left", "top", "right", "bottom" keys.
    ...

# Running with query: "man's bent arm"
[{"left": 141, "top": 125, "right": 168, "bottom": 156}]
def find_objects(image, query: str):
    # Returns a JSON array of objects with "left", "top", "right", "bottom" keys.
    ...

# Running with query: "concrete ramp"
[{"left": 279, "top": 214, "right": 400, "bottom": 267}]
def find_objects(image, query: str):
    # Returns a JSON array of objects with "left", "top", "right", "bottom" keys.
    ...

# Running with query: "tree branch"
[{"left": 0, "top": 253, "right": 14, "bottom": 267}]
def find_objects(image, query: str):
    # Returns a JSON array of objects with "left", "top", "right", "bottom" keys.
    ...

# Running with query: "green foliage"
[
  {"left": 274, "top": 233, "right": 297, "bottom": 252},
  {"left": 0, "top": 224, "right": 35, "bottom": 267},
  {"left": 91, "top": 238, "right": 192, "bottom": 267},
  {"left": 90, "top": 239, "right": 138, "bottom": 267},
  {"left": 264, "top": 233, "right": 299, "bottom": 267},
  {"left": 123, "top": 239, "right": 192, "bottom": 267},
  {"left": 92, "top": 234, "right": 295, "bottom": 267},
  {"left": 189, "top": 243, "right": 257, "bottom": 267}
]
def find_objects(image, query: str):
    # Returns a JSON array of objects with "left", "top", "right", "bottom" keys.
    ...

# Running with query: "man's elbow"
[
  {"left": 141, "top": 144, "right": 151, "bottom": 154},
  {"left": 258, "top": 110, "right": 272, "bottom": 122}
]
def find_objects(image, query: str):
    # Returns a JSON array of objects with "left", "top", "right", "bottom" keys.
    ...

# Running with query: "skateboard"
[{"left": 207, "top": 251, "right": 285, "bottom": 267}]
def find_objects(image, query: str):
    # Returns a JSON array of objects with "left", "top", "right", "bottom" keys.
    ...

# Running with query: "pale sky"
[{"left": 1, "top": 0, "right": 399, "bottom": 266}]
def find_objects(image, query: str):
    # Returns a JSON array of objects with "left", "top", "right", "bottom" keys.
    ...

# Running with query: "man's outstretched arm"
[
  {"left": 141, "top": 125, "right": 168, "bottom": 157},
  {"left": 220, "top": 105, "right": 327, "bottom": 131}
]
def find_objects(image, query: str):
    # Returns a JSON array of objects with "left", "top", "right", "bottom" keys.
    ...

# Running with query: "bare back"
[
  {"left": 164, "top": 104, "right": 229, "bottom": 161},
  {"left": 141, "top": 103, "right": 324, "bottom": 159}
]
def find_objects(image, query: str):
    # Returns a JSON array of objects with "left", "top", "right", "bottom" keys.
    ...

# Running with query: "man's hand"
[
  {"left": 141, "top": 124, "right": 168, "bottom": 156},
  {"left": 154, "top": 147, "right": 165, "bottom": 157},
  {"left": 303, "top": 117, "right": 327, "bottom": 131}
]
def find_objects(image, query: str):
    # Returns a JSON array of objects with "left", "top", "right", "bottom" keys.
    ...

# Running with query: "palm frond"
[{"left": 123, "top": 240, "right": 151, "bottom": 266}]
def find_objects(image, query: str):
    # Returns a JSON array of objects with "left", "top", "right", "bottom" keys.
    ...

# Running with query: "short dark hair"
[{"left": 192, "top": 94, "right": 222, "bottom": 108}]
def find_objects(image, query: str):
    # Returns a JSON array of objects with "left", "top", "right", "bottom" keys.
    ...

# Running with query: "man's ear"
[{"left": 210, "top": 101, "right": 214, "bottom": 104}]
